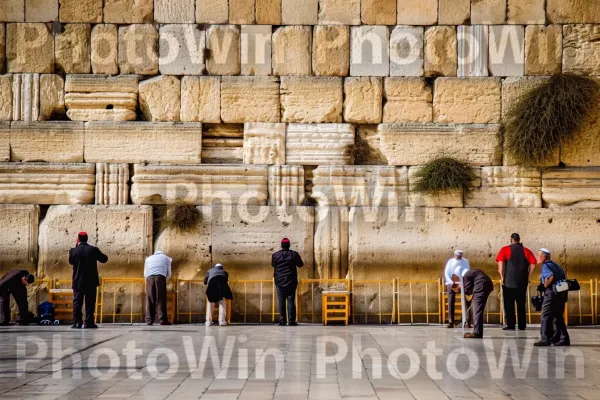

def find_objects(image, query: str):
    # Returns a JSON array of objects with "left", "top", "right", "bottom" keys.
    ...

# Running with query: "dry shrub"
[
  {"left": 505, "top": 75, "right": 600, "bottom": 166},
  {"left": 162, "top": 201, "right": 201, "bottom": 232},
  {"left": 354, "top": 133, "right": 371, "bottom": 165},
  {"left": 301, "top": 195, "right": 318, "bottom": 207},
  {"left": 414, "top": 157, "right": 476, "bottom": 195}
]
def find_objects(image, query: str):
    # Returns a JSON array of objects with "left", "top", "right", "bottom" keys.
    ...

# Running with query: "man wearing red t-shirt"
[{"left": 496, "top": 233, "right": 537, "bottom": 330}]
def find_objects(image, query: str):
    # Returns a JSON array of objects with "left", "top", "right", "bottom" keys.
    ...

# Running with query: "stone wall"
[{"left": 1, "top": 1, "right": 600, "bottom": 322}]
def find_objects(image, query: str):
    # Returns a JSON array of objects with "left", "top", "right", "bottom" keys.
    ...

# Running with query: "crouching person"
[
  {"left": 0, "top": 270, "right": 35, "bottom": 326},
  {"left": 144, "top": 250, "right": 172, "bottom": 326},
  {"left": 204, "top": 263, "right": 232, "bottom": 326},
  {"left": 456, "top": 269, "right": 494, "bottom": 339}
]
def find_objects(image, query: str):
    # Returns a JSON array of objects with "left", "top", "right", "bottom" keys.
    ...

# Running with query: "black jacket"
[
  {"left": 0, "top": 269, "right": 28, "bottom": 295},
  {"left": 272, "top": 249, "right": 304, "bottom": 288},
  {"left": 463, "top": 269, "right": 494, "bottom": 296},
  {"left": 69, "top": 243, "right": 108, "bottom": 290},
  {"left": 205, "top": 274, "right": 233, "bottom": 303}
]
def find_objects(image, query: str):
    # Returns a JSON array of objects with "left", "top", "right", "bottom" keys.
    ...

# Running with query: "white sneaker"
[
  {"left": 219, "top": 322, "right": 228, "bottom": 326},
  {"left": 205, "top": 321, "right": 212, "bottom": 327}
]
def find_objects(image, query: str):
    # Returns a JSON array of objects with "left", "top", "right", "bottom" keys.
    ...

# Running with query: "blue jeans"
[{"left": 276, "top": 284, "right": 297, "bottom": 324}]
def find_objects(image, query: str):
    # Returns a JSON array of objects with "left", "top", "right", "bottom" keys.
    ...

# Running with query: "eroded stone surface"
[
  {"left": 6, "top": 23, "right": 54, "bottom": 73},
  {"left": 561, "top": 103, "right": 600, "bottom": 167},
  {"left": 103, "top": 0, "right": 153, "bottom": 23},
  {"left": 12, "top": 74, "right": 40, "bottom": 122},
  {"left": 343, "top": 77, "right": 382, "bottom": 124},
  {"left": 350, "top": 26, "right": 389, "bottom": 77},
  {"left": 196, "top": 0, "right": 228, "bottom": 24},
  {"left": 318, "top": 0, "right": 360, "bottom": 25},
  {"left": 433, "top": 78, "right": 502, "bottom": 124},
  {"left": 91, "top": 24, "right": 118, "bottom": 75},
  {"left": 0, "top": 0, "right": 25, "bottom": 22},
  {"left": 542, "top": 168, "right": 600, "bottom": 208},
  {"left": 282, "top": 0, "right": 318, "bottom": 25},
  {"left": 256, "top": 0, "right": 281, "bottom": 24},
  {"left": 383, "top": 77, "right": 432, "bottom": 123},
  {"left": 273, "top": 26, "right": 312, "bottom": 76},
  {"left": 467, "top": 167, "right": 542, "bottom": 208},
  {"left": 96, "top": 163, "right": 129, "bottom": 205},
  {"left": 221, "top": 77, "right": 280, "bottom": 123},
  {"left": 201, "top": 124, "right": 243, "bottom": 164},
  {"left": 0, "top": 205, "right": 38, "bottom": 273},
  {"left": 243, "top": 122, "right": 286, "bottom": 165},
  {"left": 55, "top": 23, "right": 91, "bottom": 74},
  {"left": 547, "top": 0, "right": 600, "bottom": 24},
  {"left": 563, "top": 24, "right": 600, "bottom": 76},
  {"left": 315, "top": 207, "right": 348, "bottom": 280},
  {"left": 280, "top": 77, "right": 343, "bottom": 123},
  {"left": 471, "top": 0, "right": 506, "bottom": 24},
  {"left": 268, "top": 165, "right": 305, "bottom": 206},
  {"left": 0, "top": 122, "right": 8, "bottom": 160},
  {"left": 118, "top": 24, "right": 159, "bottom": 75},
  {"left": 424, "top": 26, "right": 457, "bottom": 77},
  {"left": 241, "top": 25, "right": 272, "bottom": 76},
  {"left": 9, "top": 121, "right": 84, "bottom": 162},
  {"left": 508, "top": 0, "right": 545, "bottom": 24},
  {"left": 438, "top": 0, "right": 470, "bottom": 25},
  {"left": 26, "top": 0, "right": 59, "bottom": 22},
  {"left": 0, "top": 76, "right": 12, "bottom": 121},
  {"left": 0, "top": 25, "right": 5, "bottom": 72},
  {"left": 525, "top": 25, "right": 562, "bottom": 76},
  {"left": 206, "top": 25, "right": 241, "bottom": 76},
  {"left": 59, "top": 0, "right": 102, "bottom": 23},
  {"left": 159, "top": 24, "right": 205, "bottom": 76},
  {"left": 181, "top": 76, "right": 221, "bottom": 123},
  {"left": 39, "top": 74, "right": 65, "bottom": 121},
  {"left": 457, "top": 25, "right": 488, "bottom": 77},
  {"left": 155, "top": 0, "right": 195, "bottom": 23},
  {"left": 313, "top": 25, "right": 349, "bottom": 77},
  {"left": 489, "top": 25, "right": 525, "bottom": 77},
  {"left": 361, "top": 0, "right": 395, "bottom": 25},
  {"left": 65, "top": 74, "right": 139, "bottom": 93},
  {"left": 139, "top": 75, "right": 181, "bottom": 122},
  {"left": 230, "top": 0, "right": 255, "bottom": 24},
  {"left": 397, "top": 0, "right": 437, "bottom": 25},
  {"left": 286, "top": 123, "right": 354, "bottom": 165},
  {"left": 390, "top": 26, "right": 424, "bottom": 77}
]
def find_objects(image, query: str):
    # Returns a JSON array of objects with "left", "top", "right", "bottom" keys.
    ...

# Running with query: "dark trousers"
[
  {"left": 276, "top": 284, "right": 297, "bottom": 323},
  {"left": 503, "top": 285, "right": 528, "bottom": 329},
  {"left": 472, "top": 289, "right": 493, "bottom": 335},
  {"left": 541, "top": 289, "right": 569, "bottom": 343},
  {"left": 73, "top": 286, "right": 97, "bottom": 325},
  {"left": 447, "top": 284, "right": 472, "bottom": 324},
  {"left": 0, "top": 290, "right": 29, "bottom": 325},
  {"left": 146, "top": 275, "right": 168, "bottom": 323}
]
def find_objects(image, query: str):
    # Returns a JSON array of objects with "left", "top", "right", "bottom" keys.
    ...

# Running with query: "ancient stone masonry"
[
  {"left": 285, "top": 123, "right": 355, "bottom": 165},
  {"left": 95, "top": 163, "right": 130, "bottom": 205},
  {"left": 268, "top": 165, "right": 305, "bottom": 206},
  {"left": 542, "top": 168, "right": 600, "bottom": 208}
]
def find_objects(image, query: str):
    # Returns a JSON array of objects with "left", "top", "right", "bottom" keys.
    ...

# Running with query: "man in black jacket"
[
  {"left": 456, "top": 269, "right": 494, "bottom": 339},
  {"left": 204, "top": 263, "right": 233, "bottom": 327},
  {"left": 0, "top": 269, "right": 34, "bottom": 325},
  {"left": 69, "top": 232, "right": 108, "bottom": 329},
  {"left": 272, "top": 238, "right": 304, "bottom": 326}
]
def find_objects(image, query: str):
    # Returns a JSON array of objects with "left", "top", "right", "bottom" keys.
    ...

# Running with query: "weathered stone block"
[
  {"left": 201, "top": 123, "right": 243, "bottom": 164},
  {"left": 0, "top": 122, "right": 8, "bottom": 160},
  {"left": 424, "top": 26, "right": 457, "bottom": 77},
  {"left": 243, "top": 122, "right": 286, "bottom": 165},
  {"left": 433, "top": 78, "right": 501, "bottom": 124},
  {"left": 0, "top": 76, "right": 12, "bottom": 121},
  {"left": 525, "top": 25, "right": 562, "bottom": 76},
  {"left": 0, "top": 24, "right": 5, "bottom": 72},
  {"left": 314, "top": 207, "right": 348, "bottom": 279},
  {"left": 282, "top": 0, "right": 318, "bottom": 25},
  {"left": 286, "top": 123, "right": 355, "bottom": 165},
  {"left": 542, "top": 168, "right": 600, "bottom": 208},
  {"left": 39, "top": 74, "right": 65, "bottom": 121},
  {"left": 563, "top": 24, "right": 600, "bottom": 76},
  {"left": 39, "top": 205, "right": 152, "bottom": 279},
  {"left": 489, "top": 25, "right": 525, "bottom": 77},
  {"left": 508, "top": 0, "right": 545, "bottom": 24},
  {"left": 84, "top": 122, "right": 202, "bottom": 164},
  {"left": 361, "top": 0, "right": 396, "bottom": 25},
  {"left": 378, "top": 123, "right": 502, "bottom": 166},
  {"left": 0, "top": 205, "right": 38, "bottom": 273},
  {"left": 91, "top": 24, "right": 119, "bottom": 75},
  {"left": 59, "top": 0, "right": 102, "bottom": 23},
  {"left": 0, "top": 0, "right": 25, "bottom": 22},
  {"left": 9, "top": 121, "right": 85, "bottom": 162},
  {"left": 344, "top": 77, "right": 382, "bottom": 124},
  {"left": 26, "top": 0, "right": 59, "bottom": 22},
  {"left": 457, "top": 25, "right": 488, "bottom": 77},
  {"left": 268, "top": 165, "right": 305, "bottom": 206},
  {"left": 280, "top": 77, "right": 343, "bottom": 123},
  {"left": 230, "top": 0, "right": 255, "bottom": 24},
  {"left": 96, "top": 163, "right": 129, "bottom": 205},
  {"left": 155, "top": 0, "right": 195, "bottom": 23},
  {"left": 118, "top": 24, "right": 159, "bottom": 75},
  {"left": 139, "top": 75, "right": 181, "bottom": 122},
  {"left": 350, "top": 26, "right": 389, "bottom": 77},
  {"left": 131, "top": 164, "right": 269, "bottom": 205},
  {"left": 273, "top": 26, "right": 312, "bottom": 76},
  {"left": 408, "top": 166, "right": 463, "bottom": 208},
  {"left": 390, "top": 26, "right": 423, "bottom": 77},
  {"left": 313, "top": 25, "right": 349, "bottom": 77},
  {"left": 181, "top": 76, "right": 221, "bottom": 123},
  {"left": 318, "top": 0, "right": 360, "bottom": 25},
  {"left": 159, "top": 24, "right": 205, "bottom": 76},
  {"left": 471, "top": 0, "right": 506, "bottom": 24},
  {"left": 561, "top": 104, "right": 600, "bottom": 167},
  {"left": 383, "top": 77, "right": 432, "bottom": 123},
  {"left": 6, "top": 23, "right": 54, "bottom": 73},
  {"left": 397, "top": 0, "right": 437, "bottom": 25},
  {"left": 55, "top": 24, "right": 91, "bottom": 74},
  {"left": 206, "top": 25, "right": 241, "bottom": 76},
  {"left": 65, "top": 74, "right": 139, "bottom": 93},
  {"left": 103, "top": 0, "right": 153, "bottom": 23},
  {"left": 221, "top": 77, "right": 280, "bottom": 123},
  {"left": 12, "top": 74, "right": 40, "bottom": 122},
  {"left": 196, "top": 0, "right": 228, "bottom": 24},
  {"left": 0, "top": 162, "right": 95, "bottom": 204},
  {"left": 438, "top": 0, "right": 470, "bottom": 25},
  {"left": 466, "top": 166, "right": 542, "bottom": 208},
  {"left": 256, "top": 0, "right": 281, "bottom": 24},
  {"left": 547, "top": 0, "right": 600, "bottom": 24},
  {"left": 241, "top": 25, "right": 272, "bottom": 76}
]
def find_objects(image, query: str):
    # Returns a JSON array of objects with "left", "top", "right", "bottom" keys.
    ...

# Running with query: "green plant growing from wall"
[
  {"left": 504, "top": 75, "right": 600, "bottom": 166},
  {"left": 414, "top": 156, "right": 476, "bottom": 195},
  {"left": 161, "top": 201, "right": 202, "bottom": 233}
]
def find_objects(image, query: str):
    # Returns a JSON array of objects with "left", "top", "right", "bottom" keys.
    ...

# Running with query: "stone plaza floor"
[{"left": 1, "top": 324, "right": 599, "bottom": 400}]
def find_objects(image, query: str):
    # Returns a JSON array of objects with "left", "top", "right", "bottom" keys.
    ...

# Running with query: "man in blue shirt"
[{"left": 534, "top": 248, "right": 570, "bottom": 347}]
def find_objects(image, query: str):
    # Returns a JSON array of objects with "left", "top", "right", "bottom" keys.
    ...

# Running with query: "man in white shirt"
[
  {"left": 144, "top": 250, "right": 172, "bottom": 326},
  {"left": 444, "top": 250, "right": 471, "bottom": 328}
]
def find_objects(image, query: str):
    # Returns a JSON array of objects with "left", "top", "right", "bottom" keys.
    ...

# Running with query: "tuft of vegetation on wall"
[
  {"left": 414, "top": 156, "right": 476, "bottom": 195},
  {"left": 161, "top": 201, "right": 202, "bottom": 232}
]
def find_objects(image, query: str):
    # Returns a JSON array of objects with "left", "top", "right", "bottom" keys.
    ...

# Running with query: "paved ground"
[{"left": 0, "top": 324, "right": 599, "bottom": 400}]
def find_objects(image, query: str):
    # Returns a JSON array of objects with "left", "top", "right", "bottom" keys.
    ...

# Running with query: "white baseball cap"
[
  {"left": 540, "top": 248, "right": 551, "bottom": 256},
  {"left": 454, "top": 250, "right": 464, "bottom": 256}
]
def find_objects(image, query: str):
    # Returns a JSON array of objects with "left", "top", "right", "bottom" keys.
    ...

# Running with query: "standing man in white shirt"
[
  {"left": 444, "top": 250, "right": 471, "bottom": 328},
  {"left": 144, "top": 250, "right": 172, "bottom": 326}
]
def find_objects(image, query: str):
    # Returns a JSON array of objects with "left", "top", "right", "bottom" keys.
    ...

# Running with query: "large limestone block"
[
  {"left": 91, "top": 24, "right": 118, "bottom": 75},
  {"left": 85, "top": 122, "right": 202, "bottom": 164},
  {"left": 397, "top": 0, "right": 437, "bottom": 25},
  {"left": 65, "top": 74, "right": 139, "bottom": 93},
  {"left": 118, "top": 24, "right": 159, "bottom": 75},
  {"left": 350, "top": 26, "right": 390, "bottom": 77},
  {"left": 314, "top": 207, "right": 348, "bottom": 280},
  {"left": 525, "top": 25, "right": 562, "bottom": 76},
  {"left": 206, "top": 25, "right": 241, "bottom": 76},
  {"left": 221, "top": 77, "right": 280, "bottom": 123},
  {"left": 457, "top": 25, "right": 489, "bottom": 77},
  {"left": 0, "top": 122, "right": 8, "bottom": 160},
  {"left": 11, "top": 73, "right": 40, "bottom": 122},
  {"left": 131, "top": 164, "right": 269, "bottom": 205},
  {"left": 0, "top": 24, "right": 5, "bottom": 72},
  {"left": 378, "top": 123, "right": 502, "bottom": 166},
  {"left": 466, "top": 167, "right": 542, "bottom": 208},
  {"left": 181, "top": 76, "right": 221, "bottom": 123},
  {"left": 256, "top": 0, "right": 281, "bottom": 24},
  {"left": 281, "top": 77, "right": 343, "bottom": 123},
  {"left": 424, "top": 26, "right": 457, "bottom": 77},
  {"left": 59, "top": 0, "right": 102, "bottom": 22},
  {"left": 433, "top": 78, "right": 502, "bottom": 124},
  {"left": 55, "top": 24, "right": 91, "bottom": 74},
  {"left": 438, "top": 0, "right": 470, "bottom": 25},
  {"left": 103, "top": 0, "right": 153, "bottom": 23},
  {"left": 243, "top": 122, "right": 286, "bottom": 165},
  {"left": 286, "top": 123, "right": 355, "bottom": 165},
  {"left": 561, "top": 104, "right": 600, "bottom": 167},
  {"left": 268, "top": 165, "right": 305, "bottom": 206},
  {"left": 343, "top": 77, "right": 383, "bottom": 124},
  {"left": 96, "top": 163, "right": 129, "bottom": 205},
  {"left": 488, "top": 25, "right": 525, "bottom": 77},
  {"left": 196, "top": 0, "right": 228, "bottom": 24},
  {"left": 348, "top": 207, "right": 600, "bottom": 280},
  {"left": 65, "top": 92, "right": 137, "bottom": 121},
  {"left": 563, "top": 25, "right": 600, "bottom": 76},
  {"left": 272, "top": 26, "right": 312, "bottom": 76},
  {"left": 201, "top": 123, "right": 243, "bottom": 164},
  {"left": 542, "top": 168, "right": 600, "bottom": 208},
  {"left": 6, "top": 23, "right": 54, "bottom": 73},
  {"left": 241, "top": 25, "right": 272, "bottom": 76},
  {"left": 390, "top": 26, "right": 423, "bottom": 77},
  {"left": 508, "top": 0, "right": 545, "bottom": 24},
  {"left": 26, "top": 0, "right": 59, "bottom": 22},
  {"left": 408, "top": 166, "right": 463, "bottom": 208},
  {"left": 547, "top": 0, "right": 600, "bottom": 24},
  {"left": 9, "top": 121, "right": 85, "bottom": 162},
  {"left": 313, "top": 25, "right": 350, "bottom": 77},
  {"left": 139, "top": 75, "right": 181, "bottom": 122},
  {"left": 159, "top": 24, "right": 205, "bottom": 76},
  {"left": 0, "top": 76, "right": 12, "bottom": 121},
  {"left": 0, "top": 163, "right": 95, "bottom": 204},
  {"left": 0, "top": 205, "right": 38, "bottom": 273},
  {"left": 383, "top": 77, "right": 432, "bottom": 123},
  {"left": 471, "top": 0, "right": 506, "bottom": 24},
  {"left": 0, "top": 0, "right": 25, "bottom": 22},
  {"left": 282, "top": 0, "right": 318, "bottom": 25},
  {"left": 155, "top": 0, "right": 194, "bottom": 23},
  {"left": 230, "top": 0, "right": 255, "bottom": 24},
  {"left": 39, "top": 205, "right": 152, "bottom": 279},
  {"left": 312, "top": 166, "right": 408, "bottom": 207},
  {"left": 361, "top": 0, "right": 396, "bottom": 25},
  {"left": 39, "top": 74, "right": 65, "bottom": 121},
  {"left": 318, "top": 0, "right": 360, "bottom": 25}
]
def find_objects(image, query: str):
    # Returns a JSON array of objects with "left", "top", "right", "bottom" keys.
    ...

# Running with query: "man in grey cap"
[
  {"left": 444, "top": 250, "right": 471, "bottom": 328},
  {"left": 204, "top": 263, "right": 232, "bottom": 327}
]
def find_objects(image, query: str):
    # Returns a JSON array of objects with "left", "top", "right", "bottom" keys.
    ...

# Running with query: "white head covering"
[
  {"left": 454, "top": 249, "right": 464, "bottom": 256},
  {"left": 453, "top": 265, "right": 469, "bottom": 278},
  {"left": 215, "top": 263, "right": 223, "bottom": 269},
  {"left": 540, "top": 248, "right": 551, "bottom": 256}
]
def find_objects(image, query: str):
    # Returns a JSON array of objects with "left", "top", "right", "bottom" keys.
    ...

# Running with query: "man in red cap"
[
  {"left": 69, "top": 232, "right": 108, "bottom": 329},
  {"left": 272, "top": 238, "right": 304, "bottom": 326}
]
